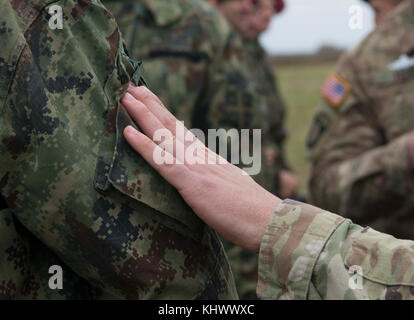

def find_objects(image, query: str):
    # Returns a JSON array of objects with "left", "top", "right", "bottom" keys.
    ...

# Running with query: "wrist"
[{"left": 251, "top": 195, "right": 282, "bottom": 253}]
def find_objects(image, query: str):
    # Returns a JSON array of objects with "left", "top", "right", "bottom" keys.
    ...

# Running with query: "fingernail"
[
  {"left": 130, "top": 85, "right": 146, "bottom": 97},
  {"left": 124, "top": 125, "right": 135, "bottom": 136},
  {"left": 123, "top": 92, "right": 134, "bottom": 102}
]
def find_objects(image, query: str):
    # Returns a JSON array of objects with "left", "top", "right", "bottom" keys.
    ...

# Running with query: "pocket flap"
[{"left": 108, "top": 104, "right": 201, "bottom": 230}]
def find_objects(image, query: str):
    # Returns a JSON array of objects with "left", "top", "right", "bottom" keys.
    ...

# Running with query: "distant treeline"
[{"left": 268, "top": 45, "right": 344, "bottom": 65}]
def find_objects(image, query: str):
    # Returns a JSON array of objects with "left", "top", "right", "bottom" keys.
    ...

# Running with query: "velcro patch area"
[{"left": 321, "top": 74, "right": 351, "bottom": 108}]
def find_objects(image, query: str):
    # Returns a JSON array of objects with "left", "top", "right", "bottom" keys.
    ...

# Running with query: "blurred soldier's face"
[
  {"left": 211, "top": 0, "right": 253, "bottom": 36},
  {"left": 212, "top": 0, "right": 274, "bottom": 40},
  {"left": 244, "top": 0, "right": 274, "bottom": 39},
  {"left": 370, "top": 0, "right": 404, "bottom": 25}
]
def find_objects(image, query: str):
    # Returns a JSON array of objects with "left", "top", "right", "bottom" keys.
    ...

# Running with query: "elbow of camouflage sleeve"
[{"left": 310, "top": 133, "right": 414, "bottom": 220}]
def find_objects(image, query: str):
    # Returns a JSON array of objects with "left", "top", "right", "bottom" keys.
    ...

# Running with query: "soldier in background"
[
  {"left": 210, "top": 0, "right": 299, "bottom": 299},
  {"left": 307, "top": 0, "right": 414, "bottom": 240},
  {"left": 244, "top": 0, "right": 299, "bottom": 198},
  {"left": 0, "top": 0, "right": 237, "bottom": 299}
]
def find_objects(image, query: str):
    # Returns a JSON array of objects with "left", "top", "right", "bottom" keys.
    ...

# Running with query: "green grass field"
[{"left": 275, "top": 61, "right": 335, "bottom": 196}]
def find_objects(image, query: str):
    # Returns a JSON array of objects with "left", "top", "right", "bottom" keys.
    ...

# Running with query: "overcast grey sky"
[{"left": 260, "top": 0, "right": 376, "bottom": 54}]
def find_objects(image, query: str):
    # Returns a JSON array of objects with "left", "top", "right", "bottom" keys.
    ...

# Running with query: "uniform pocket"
[{"left": 94, "top": 46, "right": 201, "bottom": 232}]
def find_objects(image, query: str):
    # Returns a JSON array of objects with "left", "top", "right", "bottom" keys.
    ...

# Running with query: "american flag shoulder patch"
[{"left": 321, "top": 74, "right": 351, "bottom": 108}]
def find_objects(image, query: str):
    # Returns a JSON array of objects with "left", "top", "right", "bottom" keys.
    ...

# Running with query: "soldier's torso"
[
  {"left": 244, "top": 40, "right": 286, "bottom": 143},
  {"left": 307, "top": 0, "right": 414, "bottom": 240},
  {"left": 104, "top": 0, "right": 227, "bottom": 127}
]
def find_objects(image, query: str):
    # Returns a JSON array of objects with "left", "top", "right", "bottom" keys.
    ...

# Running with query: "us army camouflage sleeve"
[
  {"left": 0, "top": 0, "right": 237, "bottom": 299},
  {"left": 307, "top": 1, "right": 414, "bottom": 239},
  {"left": 308, "top": 75, "right": 413, "bottom": 229},
  {"left": 257, "top": 200, "right": 414, "bottom": 300}
]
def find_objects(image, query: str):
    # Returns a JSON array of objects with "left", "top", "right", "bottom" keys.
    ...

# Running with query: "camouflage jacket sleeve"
[
  {"left": 0, "top": 0, "right": 236, "bottom": 299},
  {"left": 307, "top": 51, "right": 414, "bottom": 230},
  {"left": 257, "top": 200, "right": 414, "bottom": 300}
]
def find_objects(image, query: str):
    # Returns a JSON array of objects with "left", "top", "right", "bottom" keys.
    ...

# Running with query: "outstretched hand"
[{"left": 121, "top": 84, "right": 282, "bottom": 253}]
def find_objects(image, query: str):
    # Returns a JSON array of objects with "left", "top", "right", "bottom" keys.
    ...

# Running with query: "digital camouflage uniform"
[
  {"left": 223, "top": 39, "right": 290, "bottom": 299},
  {"left": 0, "top": 0, "right": 238, "bottom": 299},
  {"left": 307, "top": 0, "right": 414, "bottom": 240},
  {"left": 103, "top": 0, "right": 278, "bottom": 299},
  {"left": 258, "top": 199, "right": 414, "bottom": 300}
]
